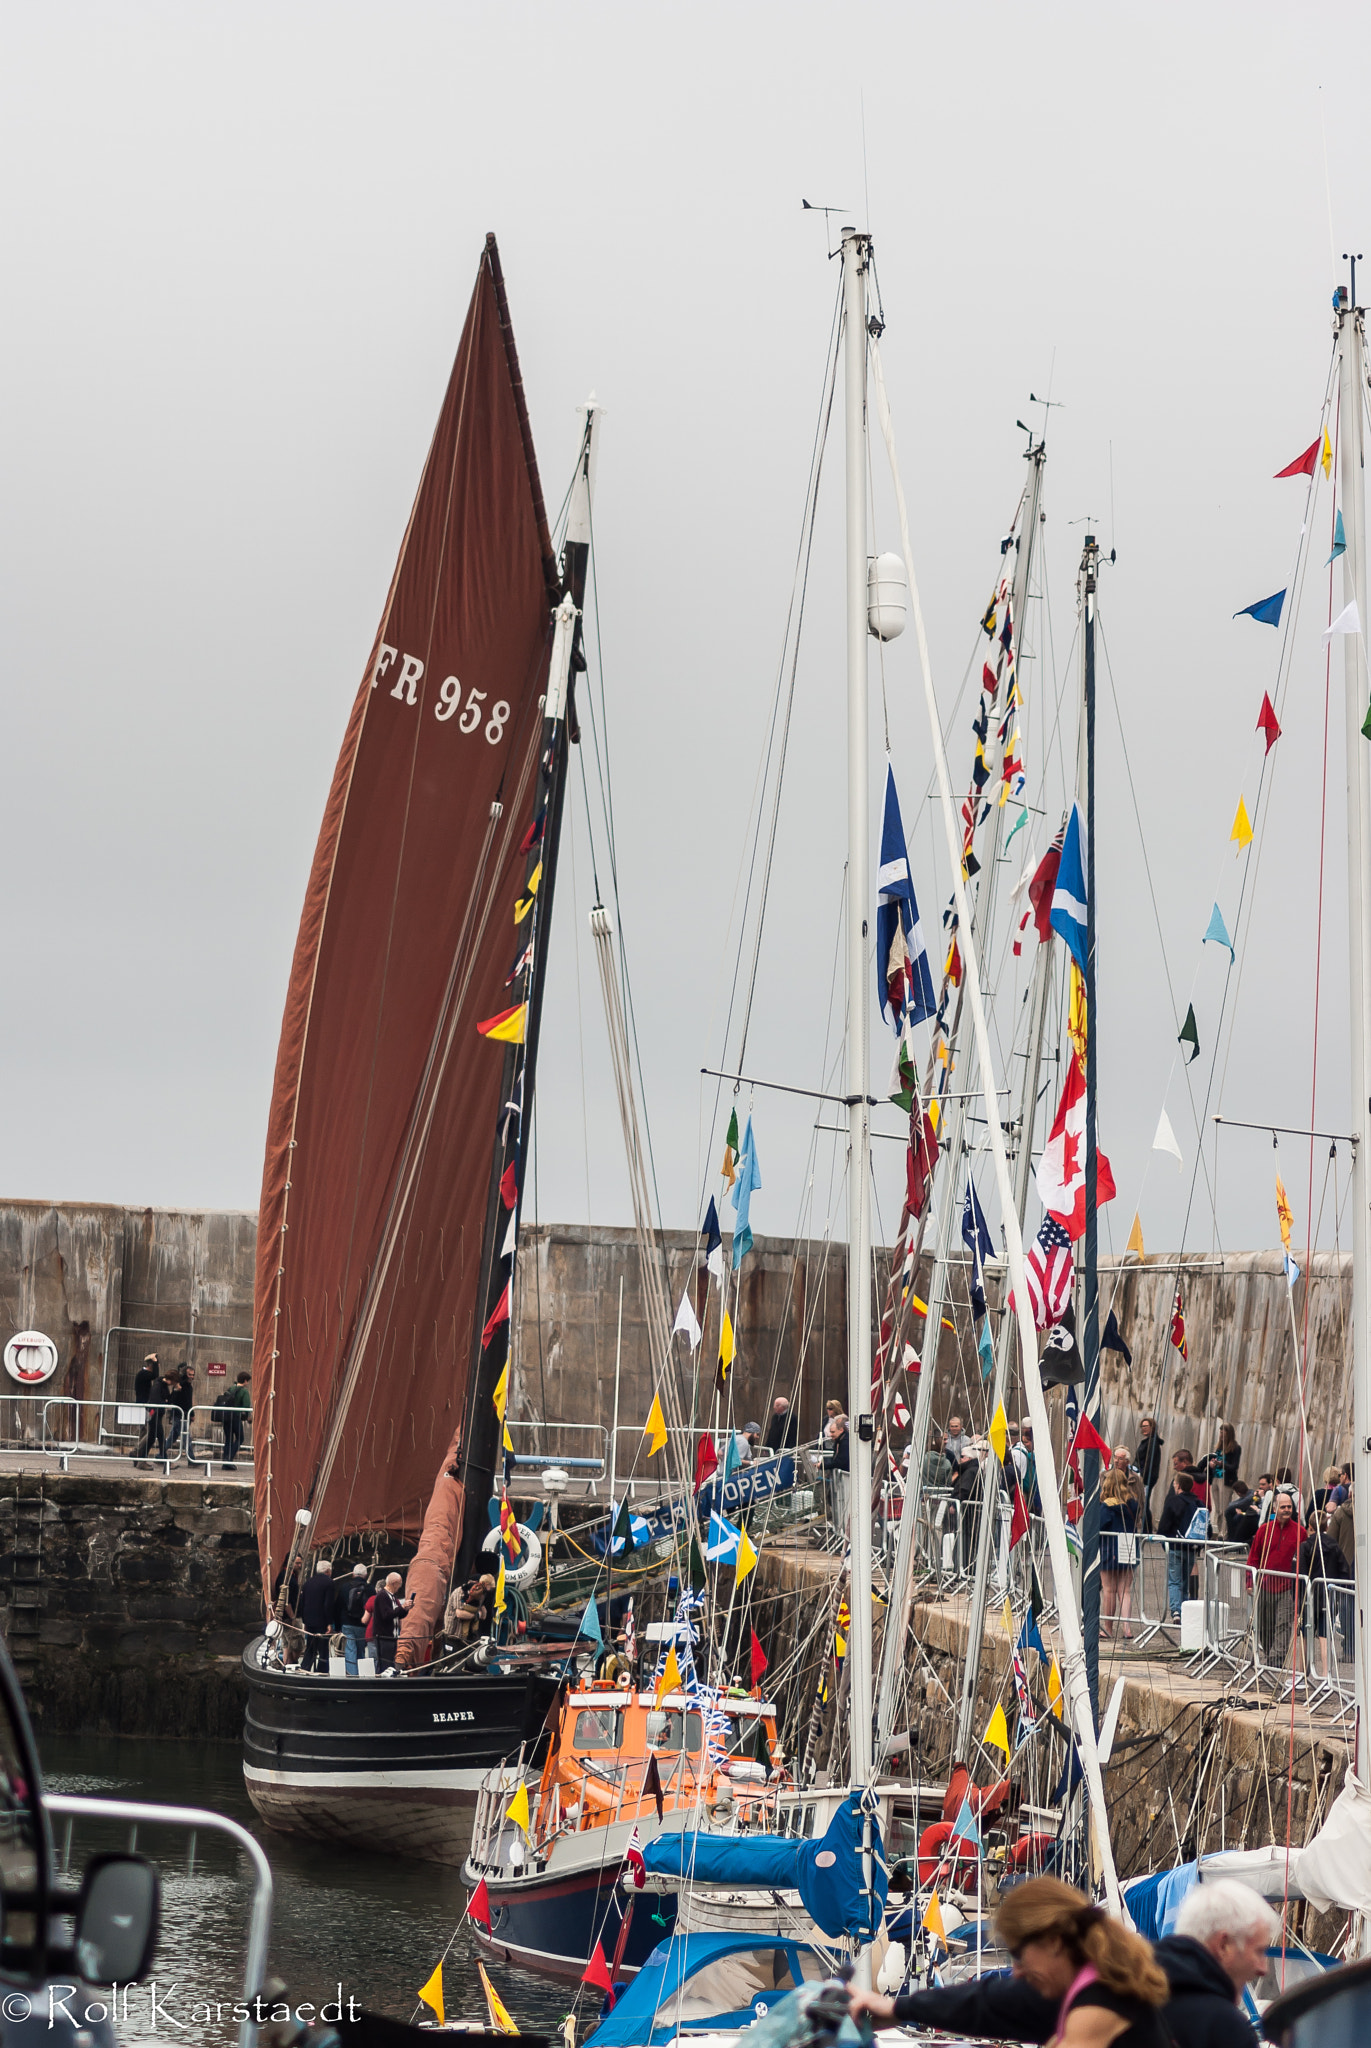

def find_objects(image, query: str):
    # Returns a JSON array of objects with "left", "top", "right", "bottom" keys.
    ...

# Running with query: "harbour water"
[{"left": 39, "top": 1735, "right": 573, "bottom": 2045}]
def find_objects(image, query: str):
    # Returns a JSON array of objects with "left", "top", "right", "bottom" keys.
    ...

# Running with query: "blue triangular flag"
[
  {"left": 705, "top": 1510, "right": 741, "bottom": 1563},
  {"left": 1017, "top": 1609, "right": 1046, "bottom": 1661},
  {"left": 1202, "top": 903, "right": 1234, "bottom": 960},
  {"left": 1284, "top": 1250, "right": 1301, "bottom": 1288},
  {"left": 1233, "top": 588, "right": 1287, "bottom": 627},
  {"left": 978, "top": 1320, "right": 995, "bottom": 1382},
  {"left": 723, "top": 1429, "right": 743, "bottom": 1479},
  {"left": 580, "top": 1598, "right": 604, "bottom": 1644},
  {"left": 1053, "top": 1741, "right": 1084, "bottom": 1806},
  {"left": 731, "top": 1116, "right": 762, "bottom": 1270},
  {"left": 1329, "top": 510, "right": 1346, "bottom": 566},
  {"left": 876, "top": 762, "right": 937, "bottom": 1032},
  {"left": 1049, "top": 803, "right": 1088, "bottom": 977},
  {"left": 961, "top": 1176, "right": 994, "bottom": 1318},
  {"left": 951, "top": 1794, "right": 981, "bottom": 1848}
]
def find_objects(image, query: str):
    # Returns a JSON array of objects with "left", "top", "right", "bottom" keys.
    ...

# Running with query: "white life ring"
[
  {"left": 482, "top": 1522, "right": 542, "bottom": 1593},
  {"left": 4, "top": 1331, "right": 58, "bottom": 1385}
]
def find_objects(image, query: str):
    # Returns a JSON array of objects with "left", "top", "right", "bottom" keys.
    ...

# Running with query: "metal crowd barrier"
[{"left": 0, "top": 1394, "right": 254, "bottom": 1474}]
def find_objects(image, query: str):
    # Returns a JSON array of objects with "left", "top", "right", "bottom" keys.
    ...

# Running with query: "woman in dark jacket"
[
  {"left": 1100, "top": 1465, "right": 1141, "bottom": 1639},
  {"left": 850, "top": 1875, "right": 1170, "bottom": 2048}
]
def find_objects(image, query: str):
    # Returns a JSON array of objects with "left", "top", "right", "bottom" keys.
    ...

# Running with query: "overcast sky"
[{"left": 3, "top": 4, "right": 1370, "bottom": 1267}]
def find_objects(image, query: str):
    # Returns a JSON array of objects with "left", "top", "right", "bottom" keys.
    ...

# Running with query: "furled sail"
[{"left": 252, "top": 234, "right": 559, "bottom": 1597}]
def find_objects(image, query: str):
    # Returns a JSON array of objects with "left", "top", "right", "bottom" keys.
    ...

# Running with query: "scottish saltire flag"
[
  {"left": 961, "top": 1175, "right": 994, "bottom": 1317},
  {"left": 705, "top": 1510, "right": 742, "bottom": 1564},
  {"left": 877, "top": 763, "right": 936, "bottom": 1031},
  {"left": 1049, "top": 804, "right": 1088, "bottom": 976},
  {"left": 731, "top": 1116, "right": 762, "bottom": 1269}
]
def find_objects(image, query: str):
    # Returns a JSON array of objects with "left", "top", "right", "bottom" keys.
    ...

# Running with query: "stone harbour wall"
[{"left": 0, "top": 1471, "right": 261, "bottom": 1737}]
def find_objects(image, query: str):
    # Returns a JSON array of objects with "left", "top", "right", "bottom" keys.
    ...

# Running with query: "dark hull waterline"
[{"left": 241, "top": 1638, "right": 558, "bottom": 1865}]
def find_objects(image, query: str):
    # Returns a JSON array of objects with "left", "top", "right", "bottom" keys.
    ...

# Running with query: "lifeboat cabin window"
[
  {"left": 573, "top": 1708, "right": 623, "bottom": 1749},
  {"left": 644, "top": 1708, "right": 703, "bottom": 1753},
  {"left": 726, "top": 1714, "right": 769, "bottom": 1759}
]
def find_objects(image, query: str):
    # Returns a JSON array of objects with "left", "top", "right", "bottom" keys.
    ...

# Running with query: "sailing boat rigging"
[{"left": 241, "top": 234, "right": 606, "bottom": 1859}]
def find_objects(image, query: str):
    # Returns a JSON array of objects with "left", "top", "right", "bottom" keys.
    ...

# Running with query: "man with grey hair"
[{"left": 1155, "top": 1878, "right": 1279, "bottom": 2048}]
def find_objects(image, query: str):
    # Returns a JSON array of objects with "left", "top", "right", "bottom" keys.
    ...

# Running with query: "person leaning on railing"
[{"left": 1247, "top": 1490, "right": 1303, "bottom": 1677}]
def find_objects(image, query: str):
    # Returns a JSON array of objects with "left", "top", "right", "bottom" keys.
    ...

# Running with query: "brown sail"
[{"left": 252, "top": 235, "right": 558, "bottom": 1597}]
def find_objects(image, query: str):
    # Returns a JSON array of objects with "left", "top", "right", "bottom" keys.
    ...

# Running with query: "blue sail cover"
[{"left": 640, "top": 1794, "right": 886, "bottom": 1939}]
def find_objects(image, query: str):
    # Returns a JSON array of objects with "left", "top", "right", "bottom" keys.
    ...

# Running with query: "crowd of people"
[
  {"left": 276, "top": 1558, "right": 417, "bottom": 1674},
  {"left": 125, "top": 1351, "right": 253, "bottom": 1466}
]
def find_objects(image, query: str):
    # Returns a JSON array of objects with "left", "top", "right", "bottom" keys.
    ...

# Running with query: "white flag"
[
  {"left": 501, "top": 1210, "right": 517, "bottom": 1262},
  {"left": 1152, "top": 1108, "right": 1183, "bottom": 1169},
  {"left": 672, "top": 1287, "right": 701, "bottom": 1351},
  {"left": 1324, "top": 600, "right": 1361, "bottom": 642}
]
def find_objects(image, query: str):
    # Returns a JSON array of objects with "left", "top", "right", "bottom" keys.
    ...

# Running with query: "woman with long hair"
[
  {"left": 1100, "top": 1459, "right": 1141, "bottom": 1640},
  {"left": 850, "top": 1876, "right": 1169, "bottom": 2048}
]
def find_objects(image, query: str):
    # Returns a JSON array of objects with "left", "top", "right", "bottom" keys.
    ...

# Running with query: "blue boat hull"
[{"left": 474, "top": 1863, "right": 677, "bottom": 1982}]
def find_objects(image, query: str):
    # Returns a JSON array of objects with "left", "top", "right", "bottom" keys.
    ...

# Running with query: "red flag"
[
  {"left": 582, "top": 1942, "right": 613, "bottom": 1994},
  {"left": 1035, "top": 1052, "right": 1116, "bottom": 1239},
  {"left": 1170, "top": 1283, "right": 1188, "bottom": 1360},
  {"left": 982, "top": 660, "right": 998, "bottom": 699},
  {"left": 499, "top": 1162, "right": 518, "bottom": 1210},
  {"left": 693, "top": 1433, "right": 718, "bottom": 1491},
  {"left": 643, "top": 1751, "right": 664, "bottom": 1821},
  {"left": 480, "top": 1281, "right": 511, "bottom": 1349},
  {"left": 1257, "top": 692, "right": 1282, "bottom": 753},
  {"left": 1009, "top": 1483, "right": 1031, "bottom": 1549},
  {"left": 750, "top": 1628, "right": 768, "bottom": 1689},
  {"left": 1067, "top": 1413, "right": 1111, "bottom": 1462},
  {"left": 468, "top": 1876, "right": 492, "bottom": 1928},
  {"left": 1027, "top": 833, "right": 1064, "bottom": 943},
  {"left": 1274, "top": 435, "right": 1320, "bottom": 479},
  {"left": 906, "top": 1109, "right": 937, "bottom": 1220}
]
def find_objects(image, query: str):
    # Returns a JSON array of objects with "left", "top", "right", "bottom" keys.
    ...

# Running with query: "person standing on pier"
[
  {"left": 163, "top": 1364, "right": 192, "bottom": 1456},
  {"left": 218, "top": 1372, "right": 252, "bottom": 1467},
  {"left": 298, "top": 1559, "right": 335, "bottom": 1673},
  {"left": 129, "top": 1353, "right": 166, "bottom": 1460},
  {"left": 371, "top": 1570, "right": 409, "bottom": 1672}
]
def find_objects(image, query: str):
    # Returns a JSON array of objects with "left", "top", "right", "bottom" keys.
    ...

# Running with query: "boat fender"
[{"left": 480, "top": 1523, "right": 542, "bottom": 1592}]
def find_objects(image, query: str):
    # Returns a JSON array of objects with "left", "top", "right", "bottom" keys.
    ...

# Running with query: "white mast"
[
  {"left": 842, "top": 224, "right": 875, "bottom": 1811},
  {"left": 1335, "top": 279, "right": 1371, "bottom": 1809},
  {"left": 868, "top": 332, "right": 1123, "bottom": 1914}
]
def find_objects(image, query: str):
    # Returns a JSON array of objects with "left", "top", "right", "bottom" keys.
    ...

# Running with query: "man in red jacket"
[{"left": 1248, "top": 1490, "right": 1302, "bottom": 1680}]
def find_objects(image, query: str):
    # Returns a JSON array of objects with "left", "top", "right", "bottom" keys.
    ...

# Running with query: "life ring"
[
  {"left": 481, "top": 1524, "right": 542, "bottom": 1593},
  {"left": 917, "top": 1821, "right": 979, "bottom": 1889},
  {"left": 1005, "top": 1832, "right": 1057, "bottom": 1873}
]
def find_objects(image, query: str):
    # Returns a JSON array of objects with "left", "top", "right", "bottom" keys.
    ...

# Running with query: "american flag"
[{"left": 1024, "top": 1216, "right": 1074, "bottom": 1329}]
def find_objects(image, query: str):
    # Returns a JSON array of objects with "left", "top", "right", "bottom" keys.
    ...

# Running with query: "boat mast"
[
  {"left": 455, "top": 405, "right": 600, "bottom": 1580},
  {"left": 841, "top": 225, "right": 876, "bottom": 1978},
  {"left": 1335, "top": 273, "right": 1371, "bottom": 1821},
  {"left": 951, "top": 448, "right": 1051, "bottom": 1762},
  {"left": 877, "top": 447, "right": 1044, "bottom": 1758},
  {"left": 1078, "top": 532, "right": 1102, "bottom": 1729}
]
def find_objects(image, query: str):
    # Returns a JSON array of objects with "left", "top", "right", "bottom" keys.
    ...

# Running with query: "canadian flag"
[{"left": 1034, "top": 1053, "right": 1115, "bottom": 1240}]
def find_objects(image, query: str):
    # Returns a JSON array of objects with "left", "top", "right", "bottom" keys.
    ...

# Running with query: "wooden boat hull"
[{"left": 241, "top": 1639, "right": 558, "bottom": 1864}]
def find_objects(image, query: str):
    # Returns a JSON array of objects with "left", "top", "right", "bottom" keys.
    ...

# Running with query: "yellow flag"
[
  {"left": 644, "top": 1391, "right": 668, "bottom": 1456},
  {"left": 1002, "top": 1597, "right": 1014, "bottom": 1636},
  {"left": 495, "top": 1553, "right": 507, "bottom": 1616},
  {"left": 493, "top": 1362, "right": 509, "bottom": 1425},
  {"left": 1231, "top": 797, "right": 1254, "bottom": 851},
  {"left": 514, "top": 861, "right": 544, "bottom": 923},
  {"left": 834, "top": 1631, "right": 848, "bottom": 1659},
  {"left": 1068, "top": 961, "right": 1088, "bottom": 1064},
  {"left": 479, "top": 1962, "right": 517, "bottom": 2035},
  {"left": 1048, "top": 1654, "right": 1064, "bottom": 1720},
  {"left": 988, "top": 1401, "right": 1008, "bottom": 1467},
  {"left": 1323, "top": 425, "right": 1333, "bottom": 479},
  {"left": 1275, "top": 1173, "right": 1293, "bottom": 1250},
  {"left": 983, "top": 1701, "right": 1011, "bottom": 1755},
  {"left": 655, "top": 1647, "right": 683, "bottom": 1703},
  {"left": 736, "top": 1526, "right": 758, "bottom": 1583},
  {"left": 1126, "top": 1211, "right": 1145, "bottom": 1259},
  {"left": 478, "top": 1003, "right": 528, "bottom": 1043},
  {"left": 718, "top": 1311, "right": 736, "bottom": 1369},
  {"left": 506, "top": 1780, "right": 530, "bottom": 1834},
  {"left": 503, "top": 1420, "right": 514, "bottom": 1453},
  {"left": 418, "top": 1961, "right": 445, "bottom": 2027},
  {"left": 922, "top": 1887, "right": 947, "bottom": 1950}
]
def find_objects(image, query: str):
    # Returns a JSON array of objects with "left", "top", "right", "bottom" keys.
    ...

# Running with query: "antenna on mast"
[{"left": 1343, "top": 250, "right": 1364, "bottom": 308}]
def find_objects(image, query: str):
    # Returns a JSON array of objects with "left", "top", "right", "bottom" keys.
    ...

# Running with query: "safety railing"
[
  {"left": 47, "top": 1793, "right": 273, "bottom": 2048},
  {"left": 97, "top": 1324, "right": 253, "bottom": 1417},
  {"left": 0, "top": 1394, "right": 254, "bottom": 1473}
]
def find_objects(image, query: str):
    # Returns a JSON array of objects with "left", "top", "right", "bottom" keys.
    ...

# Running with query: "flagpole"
[
  {"left": 1078, "top": 534, "right": 1102, "bottom": 1732},
  {"left": 1336, "top": 275, "right": 1371, "bottom": 1858},
  {"left": 952, "top": 440, "right": 1050, "bottom": 1764},
  {"left": 841, "top": 225, "right": 876, "bottom": 1985}
]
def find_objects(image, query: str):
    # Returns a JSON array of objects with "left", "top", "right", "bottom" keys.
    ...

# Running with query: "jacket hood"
[{"left": 1155, "top": 1933, "right": 1237, "bottom": 2001}]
